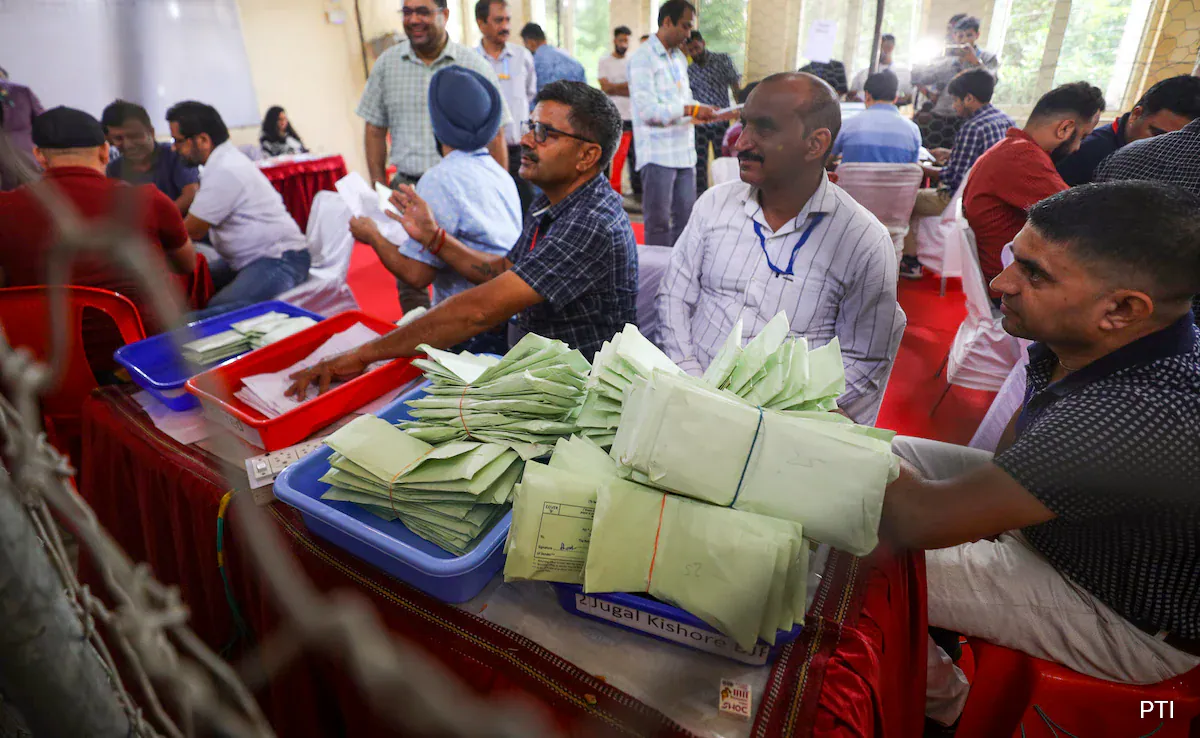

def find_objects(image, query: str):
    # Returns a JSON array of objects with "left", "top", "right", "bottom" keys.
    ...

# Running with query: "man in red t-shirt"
[
  {"left": 963, "top": 82, "right": 1105, "bottom": 302},
  {"left": 0, "top": 106, "right": 197, "bottom": 369}
]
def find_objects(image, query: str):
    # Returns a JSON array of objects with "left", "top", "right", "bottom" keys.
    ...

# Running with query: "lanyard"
[
  {"left": 752, "top": 213, "right": 826, "bottom": 277},
  {"left": 529, "top": 224, "right": 540, "bottom": 252},
  {"left": 499, "top": 56, "right": 511, "bottom": 80},
  {"left": 666, "top": 52, "right": 684, "bottom": 91}
]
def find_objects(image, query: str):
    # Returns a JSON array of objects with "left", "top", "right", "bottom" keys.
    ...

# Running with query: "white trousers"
[{"left": 891, "top": 436, "right": 1200, "bottom": 725}]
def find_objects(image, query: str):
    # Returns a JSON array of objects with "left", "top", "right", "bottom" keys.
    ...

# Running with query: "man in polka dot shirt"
[{"left": 881, "top": 181, "right": 1200, "bottom": 727}]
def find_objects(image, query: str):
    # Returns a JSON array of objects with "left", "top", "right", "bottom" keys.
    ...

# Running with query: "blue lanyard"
[
  {"left": 752, "top": 213, "right": 826, "bottom": 277},
  {"left": 499, "top": 56, "right": 511, "bottom": 79}
]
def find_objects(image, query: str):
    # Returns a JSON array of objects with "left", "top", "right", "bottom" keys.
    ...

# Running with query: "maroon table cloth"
[
  {"left": 78, "top": 386, "right": 926, "bottom": 737},
  {"left": 260, "top": 155, "right": 348, "bottom": 232}
]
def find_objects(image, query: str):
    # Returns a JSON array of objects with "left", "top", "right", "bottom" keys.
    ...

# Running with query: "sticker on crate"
[
  {"left": 718, "top": 679, "right": 752, "bottom": 720},
  {"left": 572, "top": 593, "right": 772, "bottom": 665}
]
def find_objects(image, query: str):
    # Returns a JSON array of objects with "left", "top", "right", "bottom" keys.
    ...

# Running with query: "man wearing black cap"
[
  {"left": 348, "top": 66, "right": 522, "bottom": 352},
  {"left": 0, "top": 106, "right": 198, "bottom": 368},
  {"left": 287, "top": 81, "right": 638, "bottom": 397}
]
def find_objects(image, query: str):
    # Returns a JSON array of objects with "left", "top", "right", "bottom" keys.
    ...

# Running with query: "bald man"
[{"left": 657, "top": 72, "right": 905, "bottom": 425}]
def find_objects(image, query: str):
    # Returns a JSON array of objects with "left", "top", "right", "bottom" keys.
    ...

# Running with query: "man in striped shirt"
[
  {"left": 831, "top": 70, "right": 921, "bottom": 164},
  {"left": 657, "top": 72, "right": 905, "bottom": 425}
]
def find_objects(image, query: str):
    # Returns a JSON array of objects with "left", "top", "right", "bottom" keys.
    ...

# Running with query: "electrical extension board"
[{"left": 244, "top": 437, "right": 329, "bottom": 490}]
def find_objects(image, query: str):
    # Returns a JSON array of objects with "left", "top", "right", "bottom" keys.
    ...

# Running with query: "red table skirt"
[
  {"left": 260, "top": 155, "right": 349, "bottom": 232},
  {"left": 78, "top": 387, "right": 926, "bottom": 737}
]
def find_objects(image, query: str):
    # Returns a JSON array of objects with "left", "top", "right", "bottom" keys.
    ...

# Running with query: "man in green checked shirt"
[{"left": 357, "top": 0, "right": 513, "bottom": 312}]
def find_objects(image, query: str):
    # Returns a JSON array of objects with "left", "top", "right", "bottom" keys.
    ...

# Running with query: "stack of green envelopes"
[
  {"left": 611, "top": 370, "right": 898, "bottom": 556},
  {"left": 503, "top": 436, "right": 809, "bottom": 650},
  {"left": 180, "top": 311, "right": 317, "bottom": 363},
  {"left": 318, "top": 415, "right": 518, "bottom": 555},
  {"left": 397, "top": 333, "right": 591, "bottom": 460}
]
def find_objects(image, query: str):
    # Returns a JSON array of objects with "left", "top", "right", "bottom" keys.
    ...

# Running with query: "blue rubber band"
[{"left": 730, "top": 406, "right": 765, "bottom": 507}]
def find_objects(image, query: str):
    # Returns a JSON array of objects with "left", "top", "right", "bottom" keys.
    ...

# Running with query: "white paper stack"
[
  {"left": 318, "top": 415, "right": 517, "bottom": 555},
  {"left": 397, "top": 333, "right": 591, "bottom": 460},
  {"left": 234, "top": 322, "right": 384, "bottom": 418},
  {"left": 180, "top": 311, "right": 318, "bottom": 364}
]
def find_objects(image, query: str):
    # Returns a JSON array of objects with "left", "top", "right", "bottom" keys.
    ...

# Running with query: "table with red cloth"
[
  {"left": 259, "top": 155, "right": 349, "bottom": 232},
  {"left": 79, "top": 386, "right": 927, "bottom": 738}
]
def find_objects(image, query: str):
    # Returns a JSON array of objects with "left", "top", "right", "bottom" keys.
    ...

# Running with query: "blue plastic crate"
[
  {"left": 113, "top": 301, "right": 324, "bottom": 411},
  {"left": 272, "top": 383, "right": 511, "bottom": 604},
  {"left": 552, "top": 584, "right": 802, "bottom": 665}
]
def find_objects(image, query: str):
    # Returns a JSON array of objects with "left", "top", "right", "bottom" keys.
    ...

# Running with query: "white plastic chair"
[
  {"left": 932, "top": 220, "right": 1022, "bottom": 413},
  {"left": 277, "top": 191, "right": 360, "bottom": 316},
  {"left": 915, "top": 172, "right": 971, "bottom": 295},
  {"left": 710, "top": 157, "right": 740, "bottom": 187},
  {"left": 835, "top": 163, "right": 924, "bottom": 264},
  {"left": 636, "top": 245, "right": 673, "bottom": 345}
]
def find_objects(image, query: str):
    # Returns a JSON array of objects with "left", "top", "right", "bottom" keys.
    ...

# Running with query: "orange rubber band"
[
  {"left": 644, "top": 493, "right": 668, "bottom": 588},
  {"left": 387, "top": 447, "right": 436, "bottom": 515},
  {"left": 458, "top": 383, "right": 473, "bottom": 440}
]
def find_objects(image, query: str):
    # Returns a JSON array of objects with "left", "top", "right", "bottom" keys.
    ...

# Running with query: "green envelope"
[
  {"left": 577, "top": 324, "right": 685, "bottom": 446},
  {"left": 503, "top": 461, "right": 601, "bottom": 583}
]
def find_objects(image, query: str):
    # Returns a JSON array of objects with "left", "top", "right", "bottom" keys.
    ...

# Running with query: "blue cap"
[{"left": 428, "top": 66, "right": 502, "bottom": 153}]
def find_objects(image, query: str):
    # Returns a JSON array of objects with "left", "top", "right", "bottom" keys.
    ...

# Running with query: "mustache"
[
  {"left": 498, "top": 29, "right": 510, "bottom": 37},
  {"left": 737, "top": 152, "right": 764, "bottom": 163},
  {"left": 520, "top": 147, "right": 539, "bottom": 162}
]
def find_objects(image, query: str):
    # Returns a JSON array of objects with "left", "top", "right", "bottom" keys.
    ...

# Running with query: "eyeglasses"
[
  {"left": 400, "top": 7, "right": 436, "bottom": 19},
  {"left": 521, "top": 120, "right": 596, "bottom": 145}
]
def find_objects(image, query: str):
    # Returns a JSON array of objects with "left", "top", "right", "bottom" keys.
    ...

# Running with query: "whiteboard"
[{"left": 0, "top": 0, "right": 260, "bottom": 129}]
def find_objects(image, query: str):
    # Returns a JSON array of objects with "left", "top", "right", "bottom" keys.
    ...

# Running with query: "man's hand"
[
  {"left": 349, "top": 216, "right": 383, "bottom": 247},
  {"left": 922, "top": 165, "right": 942, "bottom": 182},
  {"left": 962, "top": 46, "right": 980, "bottom": 67},
  {"left": 930, "top": 147, "right": 952, "bottom": 164},
  {"left": 690, "top": 104, "right": 717, "bottom": 123},
  {"left": 387, "top": 186, "right": 439, "bottom": 246},
  {"left": 285, "top": 350, "right": 371, "bottom": 401}
]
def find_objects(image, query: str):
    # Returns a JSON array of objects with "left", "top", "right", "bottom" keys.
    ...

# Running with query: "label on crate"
[
  {"left": 719, "top": 679, "right": 752, "bottom": 719},
  {"left": 573, "top": 593, "right": 770, "bottom": 665},
  {"left": 202, "top": 403, "right": 263, "bottom": 448}
]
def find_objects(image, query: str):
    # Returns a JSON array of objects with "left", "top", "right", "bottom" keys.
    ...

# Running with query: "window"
[
  {"left": 988, "top": 0, "right": 1155, "bottom": 111},
  {"left": 531, "top": 0, "right": 562, "bottom": 46},
  {"left": 697, "top": 0, "right": 748, "bottom": 74},
  {"left": 796, "top": 0, "right": 921, "bottom": 77},
  {"left": 573, "top": 0, "right": 611, "bottom": 83}
]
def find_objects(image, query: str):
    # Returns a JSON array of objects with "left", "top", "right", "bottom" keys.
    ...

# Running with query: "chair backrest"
[
  {"left": 635, "top": 245, "right": 674, "bottom": 343},
  {"left": 238, "top": 144, "right": 264, "bottom": 162},
  {"left": 304, "top": 190, "right": 356, "bottom": 280},
  {"left": 942, "top": 167, "right": 973, "bottom": 224},
  {"left": 0, "top": 286, "right": 146, "bottom": 417},
  {"left": 957, "top": 223, "right": 1000, "bottom": 321},
  {"left": 710, "top": 157, "right": 740, "bottom": 187},
  {"left": 834, "top": 163, "right": 924, "bottom": 232}
]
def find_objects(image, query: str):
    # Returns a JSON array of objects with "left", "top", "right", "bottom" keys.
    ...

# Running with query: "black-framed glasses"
[{"left": 521, "top": 120, "right": 596, "bottom": 145}]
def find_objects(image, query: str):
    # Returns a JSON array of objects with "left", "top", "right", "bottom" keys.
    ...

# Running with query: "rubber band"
[
  {"left": 457, "top": 383, "right": 474, "bottom": 440},
  {"left": 729, "top": 406, "right": 765, "bottom": 508},
  {"left": 387, "top": 448, "right": 437, "bottom": 515},
  {"left": 644, "top": 492, "right": 669, "bottom": 588}
]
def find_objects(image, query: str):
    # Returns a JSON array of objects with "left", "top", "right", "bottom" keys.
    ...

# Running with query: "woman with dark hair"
[{"left": 259, "top": 106, "right": 307, "bottom": 157}]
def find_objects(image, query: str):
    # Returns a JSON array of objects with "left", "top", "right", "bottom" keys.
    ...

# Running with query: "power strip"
[{"left": 244, "top": 438, "right": 329, "bottom": 489}]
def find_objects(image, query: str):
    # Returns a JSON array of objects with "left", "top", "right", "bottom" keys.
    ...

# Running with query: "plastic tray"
[
  {"left": 272, "top": 384, "right": 511, "bottom": 603},
  {"left": 552, "top": 584, "right": 802, "bottom": 666},
  {"left": 113, "top": 301, "right": 325, "bottom": 411},
  {"left": 185, "top": 311, "right": 422, "bottom": 451}
]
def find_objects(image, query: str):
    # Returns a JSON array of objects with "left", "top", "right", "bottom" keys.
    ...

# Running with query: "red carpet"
[{"left": 344, "top": 246, "right": 993, "bottom": 443}]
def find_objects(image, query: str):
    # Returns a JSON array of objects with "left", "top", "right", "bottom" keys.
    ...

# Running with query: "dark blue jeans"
[{"left": 189, "top": 249, "right": 311, "bottom": 320}]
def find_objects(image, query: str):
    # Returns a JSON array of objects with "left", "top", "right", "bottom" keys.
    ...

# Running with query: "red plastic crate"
[{"left": 185, "top": 311, "right": 422, "bottom": 451}]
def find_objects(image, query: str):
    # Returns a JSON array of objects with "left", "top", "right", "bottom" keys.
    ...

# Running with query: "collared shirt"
[
  {"left": 1095, "top": 116, "right": 1200, "bottom": 196},
  {"left": 799, "top": 61, "right": 848, "bottom": 95},
  {"left": 356, "top": 39, "right": 513, "bottom": 177},
  {"left": 190, "top": 142, "right": 307, "bottom": 271},
  {"left": 1056, "top": 113, "right": 1128, "bottom": 186},
  {"left": 915, "top": 48, "right": 1001, "bottom": 116},
  {"left": 401, "top": 149, "right": 521, "bottom": 305},
  {"left": 477, "top": 41, "right": 537, "bottom": 145},
  {"left": 995, "top": 313, "right": 1200, "bottom": 639},
  {"left": 656, "top": 176, "right": 906, "bottom": 425},
  {"left": 831, "top": 103, "right": 922, "bottom": 163},
  {"left": 106, "top": 142, "right": 200, "bottom": 202},
  {"left": 848, "top": 63, "right": 914, "bottom": 98},
  {"left": 963, "top": 128, "right": 1067, "bottom": 288},
  {"left": 532, "top": 44, "right": 587, "bottom": 90},
  {"left": 940, "top": 103, "right": 1015, "bottom": 193},
  {"left": 598, "top": 54, "right": 632, "bottom": 121},
  {"left": 508, "top": 174, "right": 638, "bottom": 359},
  {"left": 629, "top": 34, "right": 697, "bottom": 170},
  {"left": 688, "top": 51, "right": 739, "bottom": 109}
]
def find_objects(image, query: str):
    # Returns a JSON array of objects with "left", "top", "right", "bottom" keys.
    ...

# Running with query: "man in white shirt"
[
  {"left": 657, "top": 73, "right": 905, "bottom": 424},
  {"left": 167, "top": 101, "right": 310, "bottom": 318},
  {"left": 598, "top": 25, "right": 640, "bottom": 197},
  {"left": 475, "top": 0, "right": 537, "bottom": 215},
  {"left": 847, "top": 34, "right": 914, "bottom": 104}
]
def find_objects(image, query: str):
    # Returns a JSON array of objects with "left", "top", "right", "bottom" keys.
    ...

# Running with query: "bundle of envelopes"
[
  {"left": 397, "top": 333, "right": 591, "bottom": 460},
  {"left": 504, "top": 435, "right": 809, "bottom": 650},
  {"left": 611, "top": 370, "right": 898, "bottom": 556},
  {"left": 318, "top": 414, "right": 518, "bottom": 555},
  {"left": 180, "top": 311, "right": 317, "bottom": 364}
]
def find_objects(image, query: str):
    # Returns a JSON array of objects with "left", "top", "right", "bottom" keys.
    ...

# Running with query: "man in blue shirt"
[
  {"left": 520, "top": 22, "right": 586, "bottom": 90},
  {"left": 101, "top": 100, "right": 200, "bottom": 214},
  {"left": 349, "top": 67, "right": 522, "bottom": 352},
  {"left": 832, "top": 71, "right": 921, "bottom": 164},
  {"left": 286, "top": 81, "right": 637, "bottom": 398}
]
